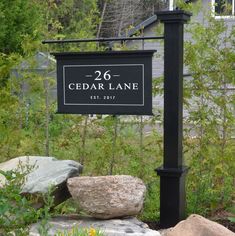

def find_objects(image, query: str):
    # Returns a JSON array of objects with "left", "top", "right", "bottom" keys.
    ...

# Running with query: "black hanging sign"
[{"left": 52, "top": 50, "right": 155, "bottom": 115}]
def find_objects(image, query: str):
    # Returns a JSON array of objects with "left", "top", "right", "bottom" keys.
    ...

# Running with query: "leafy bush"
[
  {"left": 184, "top": 11, "right": 235, "bottom": 216},
  {"left": 0, "top": 165, "right": 54, "bottom": 235}
]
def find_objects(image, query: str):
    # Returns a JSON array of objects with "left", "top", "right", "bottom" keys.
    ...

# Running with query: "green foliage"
[
  {"left": 176, "top": 0, "right": 202, "bottom": 13},
  {"left": 227, "top": 206, "right": 235, "bottom": 223},
  {"left": 140, "top": 181, "right": 160, "bottom": 221},
  {"left": 56, "top": 227, "right": 104, "bottom": 236},
  {"left": 37, "top": 187, "right": 55, "bottom": 236},
  {"left": 38, "top": 0, "right": 99, "bottom": 51},
  {"left": 0, "top": 171, "right": 33, "bottom": 235},
  {"left": 184, "top": 11, "right": 235, "bottom": 216},
  {"left": 0, "top": 0, "right": 42, "bottom": 55},
  {"left": 0, "top": 0, "right": 99, "bottom": 159},
  {"left": 0, "top": 164, "right": 55, "bottom": 235},
  {"left": 228, "top": 217, "right": 235, "bottom": 223}
]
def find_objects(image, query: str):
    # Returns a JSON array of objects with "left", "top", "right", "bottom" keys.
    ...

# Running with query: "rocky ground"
[
  {"left": 1, "top": 156, "right": 234, "bottom": 236},
  {"left": 29, "top": 214, "right": 235, "bottom": 236},
  {"left": 29, "top": 215, "right": 161, "bottom": 236}
]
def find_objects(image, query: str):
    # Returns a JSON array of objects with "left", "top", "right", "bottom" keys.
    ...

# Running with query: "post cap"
[{"left": 156, "top": 10, "right": 192, "bottom": 23}]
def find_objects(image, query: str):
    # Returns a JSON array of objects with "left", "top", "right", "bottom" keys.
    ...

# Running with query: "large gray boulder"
[
  {"left": 67, "top": 175, "right": 146, "bottom": 219},
  {"left": 0, "top": 156, "right": 83, "bottom": 207},
  {"left": 164, "top": 214, "right": 235, "bottom": 236},
  {"left": 29, "top": 215, "right": 161, "bottom": 236}
]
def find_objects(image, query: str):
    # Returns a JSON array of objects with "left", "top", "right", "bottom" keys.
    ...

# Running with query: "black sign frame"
[{"left": 52, "top": 50, "right": 155, "bottom": 115}]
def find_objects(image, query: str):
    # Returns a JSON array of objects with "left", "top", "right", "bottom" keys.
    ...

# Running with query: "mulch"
[
  {"left": 215, "top": 219, "right": 235, "bottom": 232},
  {"left": 144, "top": 221, "right": 162, "bottom": 231}
]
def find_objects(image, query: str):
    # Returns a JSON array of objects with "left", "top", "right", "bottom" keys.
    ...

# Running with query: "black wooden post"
[{"left": 155, "top": 10, "right": 191, "bottom": 228}]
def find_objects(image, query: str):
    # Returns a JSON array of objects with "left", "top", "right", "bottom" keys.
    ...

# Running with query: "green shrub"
[{"left": 0, "top": 164, "right": 54, "bottom": 235}]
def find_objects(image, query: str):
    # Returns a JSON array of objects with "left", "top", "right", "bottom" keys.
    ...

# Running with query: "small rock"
[
  {"left": 0, "top": 156, "right": 83, "bottom": 207},
  {"left": 29, "top": 215, "right": 161, "bottom": 236},
  {"left": 165, "top": 214, "right": 235, "bottom": 236},
  {"left": 67, "top": 175, "right": 146, "bottom": 219}
]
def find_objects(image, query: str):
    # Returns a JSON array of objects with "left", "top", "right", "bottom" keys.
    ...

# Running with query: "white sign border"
[{"left": 63, "top": 64, "right": 145, "bottom": 106}]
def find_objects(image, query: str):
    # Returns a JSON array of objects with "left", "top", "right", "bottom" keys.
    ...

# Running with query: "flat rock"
[
  {"left": 165, "top": 214, "right": 235, "bottom": 236},
  {"left": 67, "top": 175, "right": 146, "bottom": 219},
  {"left": 29, "top": 215, "right": 161, "bottom": 236},
  {"left": 0, "top": 156, "right": 83, "bottom": 207}
]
